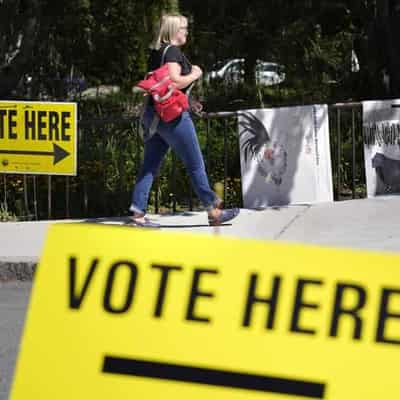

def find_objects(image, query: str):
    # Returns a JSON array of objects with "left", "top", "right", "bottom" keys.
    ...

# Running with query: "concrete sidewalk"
[{"left": 1, "top": 195, "right": 400, "bottom": 281}]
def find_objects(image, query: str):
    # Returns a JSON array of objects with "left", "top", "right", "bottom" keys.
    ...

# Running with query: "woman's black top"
[{"left": 149, "top": 44, "right": 192, "bottom": 92}]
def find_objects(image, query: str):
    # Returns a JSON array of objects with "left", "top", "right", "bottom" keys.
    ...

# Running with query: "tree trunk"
[
  {"left": 376, "top": 0, "right": 389, "bottom": 17},
  {"left": 167, "top": 0, "right": 179, "bottom": 12},
  {"left": 0, "top": 0, "right": 40, "bottom": 98}
]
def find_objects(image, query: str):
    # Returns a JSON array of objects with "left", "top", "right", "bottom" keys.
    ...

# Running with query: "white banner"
[
  {"left": 238, "top": 105, "right": 333, "bottom": 208},
  {"left": 363, "top": 100, "right": 400, "bottom": 197}
]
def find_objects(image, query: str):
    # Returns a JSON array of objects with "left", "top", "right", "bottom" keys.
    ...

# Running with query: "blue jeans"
[{"left": 130, "top": 106, "right": 219, "bottom": 214}]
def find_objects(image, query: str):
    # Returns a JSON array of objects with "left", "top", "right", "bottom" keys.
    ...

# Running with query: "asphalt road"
[{"left": 0, "top": 283, "right": 31, "bottom": 400}]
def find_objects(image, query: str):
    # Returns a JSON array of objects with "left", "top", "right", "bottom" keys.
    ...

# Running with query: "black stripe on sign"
[{"left": 102, "top": 356, "right": 325, "bottom": 399}]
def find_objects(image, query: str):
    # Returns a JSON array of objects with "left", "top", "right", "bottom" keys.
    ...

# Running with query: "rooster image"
[
  {"left": 372, "top": 152, "right": 400, "bottom": 191},
  {"left": 239, "top": 111, "right": 287, "bottom": 185}
]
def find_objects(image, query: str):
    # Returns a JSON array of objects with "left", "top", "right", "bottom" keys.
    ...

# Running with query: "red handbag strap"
[{"left": 149, "top": 74, "right": 170, "bottom": 91}]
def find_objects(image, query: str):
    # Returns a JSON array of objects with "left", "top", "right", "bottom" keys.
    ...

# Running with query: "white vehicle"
[{"left": 205, "top": 58, "right": 286, "bottom": 86}]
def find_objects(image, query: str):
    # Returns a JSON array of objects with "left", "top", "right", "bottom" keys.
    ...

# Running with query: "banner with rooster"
[
  {"left": 238, "top": 105, "right": 333, "bottom": 208},
  {"left": 363, "top": 100, "right": 400, "bottom": 197}
]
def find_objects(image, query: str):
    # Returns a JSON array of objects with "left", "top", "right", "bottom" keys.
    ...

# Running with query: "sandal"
[
  {"left": 208, "top": 208, "right": 240, "bottom": 226},
  {"left": 216, "top": 200, "right": 224, "bottom": 209},
  {"left": 128, "top": 217, "right": 161, "bottom": 228}
]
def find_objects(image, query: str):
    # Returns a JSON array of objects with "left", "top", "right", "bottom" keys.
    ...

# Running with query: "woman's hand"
[
  {"left": 191, "top": 65, "right": 203, "bottom": 80},
  {"left": 191, "top": 100, "right": 203, "bottom": 114}
]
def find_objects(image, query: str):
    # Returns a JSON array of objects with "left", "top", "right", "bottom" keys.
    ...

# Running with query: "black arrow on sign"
[
  {"left": 103, "top": 356, "right": 326, "bottom": 399},
  {"left": 0, "top": 143, "right": 70, "bottom": 165}
]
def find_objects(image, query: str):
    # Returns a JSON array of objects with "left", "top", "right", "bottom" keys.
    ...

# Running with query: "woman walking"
[{"left": 130, "top": 13, "right": 239, "bottom": 227}]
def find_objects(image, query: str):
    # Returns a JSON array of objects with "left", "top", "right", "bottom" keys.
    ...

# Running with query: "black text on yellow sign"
[
  {"left": 0, "top": 101, "right": 77, "bottom": 175},
  {"left": 11, "top": 225, "right": 400, "bottom": 399}
]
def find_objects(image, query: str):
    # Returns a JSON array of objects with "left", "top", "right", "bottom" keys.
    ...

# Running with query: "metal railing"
[
  {"left": 329, "top": 102, "right": 364, "bottom": 200},
  {"left": 1, "top": 102, "right": 365, "bottom": 221}
]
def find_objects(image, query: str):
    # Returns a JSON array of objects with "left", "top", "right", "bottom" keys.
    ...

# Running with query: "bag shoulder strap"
[{"left": 160, "top": 44, "right": 172, "bottom": 67}]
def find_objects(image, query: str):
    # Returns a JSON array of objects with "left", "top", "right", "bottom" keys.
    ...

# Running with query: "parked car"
[{"left": 205, "top": 58, "right": 286, "bottom": 86}]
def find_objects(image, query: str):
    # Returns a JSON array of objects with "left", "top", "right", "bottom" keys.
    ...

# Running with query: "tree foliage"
[
  {"left": 0, "top": 0, "right": 179, "bottom": 99},
  {"left": 1, "top": 1, "right": 399, "bottom": 104},
  {"left": 179, "top": 0, "right": 400, "bottom": 108}
]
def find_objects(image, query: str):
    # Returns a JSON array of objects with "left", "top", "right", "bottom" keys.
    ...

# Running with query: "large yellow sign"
[
  {"left": 11, "top": 225, "right": 400, "bottom": 399},
  {"left": 0, "top": 101, "right": 77, "bottom": 175}
]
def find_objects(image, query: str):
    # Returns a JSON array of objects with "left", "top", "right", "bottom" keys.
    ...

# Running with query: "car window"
[
  {"left": 226, "top": 60, "right": 244, "bottom": 73},
  {"left": 212, "top": 60, "right": 226, "bottom": 71},
  {"left": 257, "top": 63, "right": 280, "bottom": 73}
]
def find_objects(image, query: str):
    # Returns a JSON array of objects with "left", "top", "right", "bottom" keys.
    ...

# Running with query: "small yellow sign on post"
[
  {"left": 11, "top": 225, "right": 400, "bottom": 399},
  {"left": 0, "top": 101, "right": 77, "bottom": 175}
]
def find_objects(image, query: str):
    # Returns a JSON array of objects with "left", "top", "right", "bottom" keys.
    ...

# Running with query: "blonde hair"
[{"left": 151, "top": 14, "right": 188, "bottom": 50}]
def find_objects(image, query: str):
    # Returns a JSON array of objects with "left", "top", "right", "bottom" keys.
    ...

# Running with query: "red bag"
[{"left": 136, "top": 50, "right": 189, "bottom": 122}]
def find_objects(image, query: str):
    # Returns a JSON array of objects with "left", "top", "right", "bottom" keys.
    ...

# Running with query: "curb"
[{"left": 0, "top": 261, "right": 36, "bottom": 281}]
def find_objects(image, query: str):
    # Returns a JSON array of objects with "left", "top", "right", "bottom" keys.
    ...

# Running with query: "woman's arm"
[{"left": 167, "top": 62, "right": 202, "bottom": 89}]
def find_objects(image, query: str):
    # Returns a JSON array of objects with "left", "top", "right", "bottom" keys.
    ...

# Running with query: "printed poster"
[
  {"left": 238, "top": 105, "right": 333, "bottom": 208},
  {"left": 363, "top": 100, "right": 400, "bottom": 197}
]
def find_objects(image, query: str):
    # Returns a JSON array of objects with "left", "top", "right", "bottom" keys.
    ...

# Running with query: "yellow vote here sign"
[
  {"left": 0, "top": 101, "right": 77, "bottom": 175},
  {"left": 11, "top": 225, "right": 400, "bottom": 400}
]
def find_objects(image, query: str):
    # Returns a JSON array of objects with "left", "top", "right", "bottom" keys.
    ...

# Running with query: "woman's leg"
[
  {"left": 157, "top": 112, "right": 220, "bottom": 211},
  {"left": 129, "top": 133, "right": 169, "bottom": 215}
]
